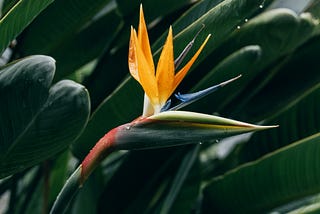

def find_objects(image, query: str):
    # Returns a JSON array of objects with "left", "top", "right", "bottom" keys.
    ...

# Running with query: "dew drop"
[
  {"left": 126, "top": 126, "right": 131, "bottom": 130},
  {"left": 199, "top": 142, "right": 203, "bottom": 145},
  {"left": 259, "top": 0, "right": 266, "bottom": 8},
  {"left": 37, "top": 78, "right": 44, "bottom": 83},
  {"left": 244, "top": 18, "right": 248, "bottom": 22},
  {"left": 237, "top": 26, "right": 241, "bottom": 29}
]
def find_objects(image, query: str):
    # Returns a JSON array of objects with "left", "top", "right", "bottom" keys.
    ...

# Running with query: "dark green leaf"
[
  {"left": 50, "top": 9, "right": 123, "bottom": 80},
  {"left": 233, "top": 35, "right": 320, "bottom": 122},
  {"left": 0, "top": 56, "right": 90, "bottom": 177},
  {"left": 193, "top": 8, "right": 319, "bottom": 120},
  {"left": 16, "top": 0, "right": 112, "bottom": 55},
  {"left": 0, "top": 0, "right": 54, "bottom": 54},
  {"left": 116, "top": 0, "right": 192, "bottom": 21},
  {"left": 203, "top": 133, "right": 320, "bottom": 213},
  {"left": 72, "top": 77, "right": 143, "bottom": 159},
  {"left": 69, "top": 167, "right": 104, "bottom": 214},
  {"left": 160, "top": 145, "right": 200, "bottom": 214},
  {"left": 306, "top": 0, "right": 320, "bottom": 19},
  {"left": 185, "top": 45, "right": 262, "bottom": 113},
  {"left": 97, "top": 148, "right": 182, "bottom": 213},
  {"left": 238, "top": 83, "right": 320, "bottom": 163}
]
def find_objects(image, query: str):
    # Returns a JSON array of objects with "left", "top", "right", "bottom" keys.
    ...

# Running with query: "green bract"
[{"left": 113, "top": 111, "right": 277, "bottom": 150}]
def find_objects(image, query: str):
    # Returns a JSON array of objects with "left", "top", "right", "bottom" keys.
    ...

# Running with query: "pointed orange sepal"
[
  {"left": 138, "top": 5, "right": 154, "bottom": 70},
  {"left": 131, "top": 28, "right": 159, "bottom": 106},
  {"left": 156, "top": 26, "right": 175, "bottom": 106}
]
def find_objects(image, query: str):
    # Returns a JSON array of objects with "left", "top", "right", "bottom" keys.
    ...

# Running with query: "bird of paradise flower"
[{"left": 50, "top": 5, "right": 276, "bottom": 213}]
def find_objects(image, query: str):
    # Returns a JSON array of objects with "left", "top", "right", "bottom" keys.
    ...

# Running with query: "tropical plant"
[{"left": 0, "top": 0, "right": 319, "bottom": 213}]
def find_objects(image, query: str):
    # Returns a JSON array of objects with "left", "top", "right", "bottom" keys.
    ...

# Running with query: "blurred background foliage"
[{"left": 0, "top": 0, "right": 320, "bottom": 213}]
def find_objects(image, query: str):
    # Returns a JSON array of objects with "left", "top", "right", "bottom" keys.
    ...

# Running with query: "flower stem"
[
  {"left": 50, "top": 127, "right": 118, "bottom": 214},
  {"left": 80, "top": 127, "right": 117, "bottom": 184},
  {"left": 49, "top": 166, "right": 81, "bottom": 214}
]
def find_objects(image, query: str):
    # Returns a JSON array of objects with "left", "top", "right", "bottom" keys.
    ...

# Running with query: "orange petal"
[
  {"left": 156, "top": 26, "right": 175, "bottom": 106},
  {"left": 173, "top": 34, "right": 211, "bottom": 91},
  {"left": 128, "top": 27, "right": 140, "bottom": 82},
  {"left": 138, "top": 4, "right": 154, "bottom": 71},
  {"left": 132, "top": 29, "right": 159, "bottom": 106}
]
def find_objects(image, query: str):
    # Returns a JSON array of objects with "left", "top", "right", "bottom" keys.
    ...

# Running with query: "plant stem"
[
  {"left": 50, "top": 128, "right": 117, "bottom": 214},
  {"left": 49, "top": 166, "right": 81, "bottom": 214},
  {"left": 43, "top": 161, "right": 50, "bottom": 214},
  {"left": 80, "top": 127, "right": 117, "bottom": 184}
]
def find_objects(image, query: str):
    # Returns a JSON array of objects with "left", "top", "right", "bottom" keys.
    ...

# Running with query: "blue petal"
[
  {"left": 170, "top": 75, "right": 241, "bottom": 111},
  {"left": 161, "top": 99, "right": 172, "bottom": 112}
]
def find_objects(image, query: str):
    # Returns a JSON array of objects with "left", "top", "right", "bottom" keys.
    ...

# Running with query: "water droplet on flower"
[
  {"left": 126, "top": 126, "right": 131, "bottom": 130},
  {"left": 244, "top": 19, "right": 248, "bottom": 22},
  {"left": 237, "top": 26, "right": 241, "bottom": 29}
]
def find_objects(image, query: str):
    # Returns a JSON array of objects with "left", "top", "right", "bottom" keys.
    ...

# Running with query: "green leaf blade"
[
  {"left": 0, "top": 57, "right": 90, "bottom": 178},
  {"left": 0, "top": 0, "right": 54, "bottom": 54},
  {"left": 203, "top": 133, "right": 320, "bottom": 213},
  {"left": 0, "top": 55, "right": 55, "bottom": 154}
]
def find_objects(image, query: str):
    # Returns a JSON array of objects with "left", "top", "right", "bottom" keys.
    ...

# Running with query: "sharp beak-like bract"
[{"left": 129, "top": 5, "right": 211, "bottom": 116}]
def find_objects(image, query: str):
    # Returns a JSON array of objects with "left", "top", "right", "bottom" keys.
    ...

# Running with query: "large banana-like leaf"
[
  {"left": 50, "top": 9, "right": 123, "bottom": 80},
  {"left": 238, "top": 83, "right": 320, "bottom": 163},
  {"left": 0, "top": 0, "right": 54, "bottom": 54},
  {"left": 97, "top": 147, "right": 192, "bottom": 213},
  {"left": 202, "top": 82, "right": 320, "bottom": 179},
  {"left": 116, "top": 0, "right": 192, "bottom": 21},
  {"left": 0, "top": 55, "right": 90, "bottom": 178},
  {"left": 152, "top": 0, "right": 275, "bottom": 60},
  {"left": 15, "top": 0, "right": 120, "bottom": 81},
  {"left": 16, "top": 0, "right": 111, "bottom": 55},
  {"left": 83, "top": 46, "right": 129, "bottom": 109},
  {"left": 168, "top": 0, "right": 224, "bottom": 34},
  {"left": 72, "top": 78, "right": 142, "bottom": 158},
  {"left": 186, "top": 8, "right": 318, "bottom": 118},
  {"left": 159, "top": 145, "right": 201, "bottom": 213},
  {"left": 202, "top": 133, "right": 320, "bottom": 213},
  {"left": 232, "top": 34, "right": 320, "bottom": 122},
  {"left": 185, "top": 45, "right": 262, "bottom": 113}
]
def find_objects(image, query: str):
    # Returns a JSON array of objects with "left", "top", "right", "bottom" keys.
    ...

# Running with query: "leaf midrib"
[
  {"left": 0, "top": 0, "right": 22, "bottom": 24},
  {"left": 0, "top": 95, "right": 49, "bottom": 162}
]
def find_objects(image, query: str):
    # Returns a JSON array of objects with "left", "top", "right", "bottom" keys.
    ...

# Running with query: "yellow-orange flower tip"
[{"left": 128, "top": 6, "right": 211, "bottom": 116}]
